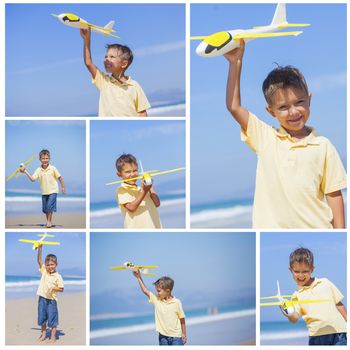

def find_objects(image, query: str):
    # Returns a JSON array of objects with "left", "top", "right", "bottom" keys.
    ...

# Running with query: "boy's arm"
[
  {"left": 180, "top": 318, "right": 187, "bottom": 344},
  {"left": 224, "top": 39, "right": 249, "bottom": 131},
  {"left": 21, "top": 169, "right": 35, "bottom": 182},
  {"left": 132, "top": 271, "right": 150, "bottom": 298},
  {"left": 326, "top": 190, "right": 345, "bottom": 228},
  {"left": 336, "top": 302, "right": 347, "bottom": 321},
  {"left": 137, "top": 110, "right": 148, "bottom": 117},
  {"left": 124, "top": 183, "right": 152, "bottom": 212},
  {"left": 80, "top": 28, "right": 97, "bottom": 79},
  {"left": 149, "top": 187, "right": 160, "bottom": 207},
  {"left": 58, "top": 176, "right": 66, "bottom": 194},
  {"left": 37, "top": 244, "right": 43, "bottom": 268}
]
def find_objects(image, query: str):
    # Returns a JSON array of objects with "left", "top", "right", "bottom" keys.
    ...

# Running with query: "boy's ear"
[
  {"left": 308, "top": 93, "right": 312, "bottom": 106},
  {"left": 266, "top": 105, "right": 276, "bottom": 118},
  {"left": 117, "top": 171, "right": 121, "bottom": 177},
  {"left": 121, "top": 60, "right": 128, "bottom": 69}
]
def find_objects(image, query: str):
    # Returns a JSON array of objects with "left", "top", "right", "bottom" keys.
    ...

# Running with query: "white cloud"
[{"left": 309, "top": 72, "right": 346, "bottom": 92}]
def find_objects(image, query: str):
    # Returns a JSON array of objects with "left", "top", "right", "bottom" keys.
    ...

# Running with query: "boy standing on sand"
[
  {"left": 133, "top": 271, "right": 187, "bottom": 345},
  {"left": 21, "top": 149, "right": 65, "bottom": 228},
  {"left": 224, "top": 40, "right": 346, "bottom": 228},
  {"left": 36, "top": 244, "right": 64, "bottom": 343},
  {"left": 283, "top": 247, "right": 347, "bottom": 345},
  {"left": 115, "top": 154, "right": 161, "bottom": 229},
  {"left": 80, "top": 28, "right": 151, "bottom": 117}
]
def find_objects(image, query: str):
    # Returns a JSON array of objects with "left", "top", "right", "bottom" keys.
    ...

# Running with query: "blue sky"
[
  {"left": 191, "top": 4, "right": 347, "bottom": 204},
  {"left": 6, "top": 121, "right": 86, "bottom": 195},
  {"left": 90, "top": 120, "right": 185, "bottom": 203},
  {"left": 6, "top": 3, "right": 185, "bottom": 116},
  {"left": 6, "top": 232, "right": 86, "bottom": 277},
  {"left": 90, "top": 232, "right": 255, "bottom": 314},
  {"left": 260, "top": 232, "right": 347, "bottom": 323}
]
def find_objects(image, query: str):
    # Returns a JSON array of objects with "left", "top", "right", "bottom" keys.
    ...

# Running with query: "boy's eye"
[{"left": 278, "top": 105, "right": 288, "bottom": 111}]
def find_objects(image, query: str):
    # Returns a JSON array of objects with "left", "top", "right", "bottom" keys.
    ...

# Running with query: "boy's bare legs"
[
  {"left": 38, "top": 325, "right": 47, "bottom": 341},
  {"left": 48, "top": 326, "right": 57, "bottom": 343},
  {"left": 46, "top": 212, "right": 52, "bottom": 228}
]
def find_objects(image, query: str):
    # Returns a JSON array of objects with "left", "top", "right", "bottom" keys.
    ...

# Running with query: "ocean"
[{"left": 191, "top": 197, "right": 253, "bottom": 228}]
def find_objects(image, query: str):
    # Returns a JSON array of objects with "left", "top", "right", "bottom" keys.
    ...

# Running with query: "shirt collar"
[
  {"left": 275, "top": 126, "right": 320, "bottom": 146},
  {"left": 40, "top": 164, "right": 52, "bottom": 171},
  {"left": 297, "top": 277, "right": 321, "bottom": 292},
  {"left": 121, "top": 182, "right": 139, "bottom": 190},
  {"left": 110, "top": 75, "right": 134, "bottom": 86}
]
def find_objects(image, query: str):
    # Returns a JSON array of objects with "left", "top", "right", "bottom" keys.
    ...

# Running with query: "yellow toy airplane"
[
  {"left": 191, "top": 3, "right": 310, "bottom": 57},
  {"left": 261, "top": 280, "right": 331, "bottom": 316},
  {"left": 18, "top": 233, "right": 61, "bottom": 250},
  {"left": 6, "top": 154, "right": 35, "bottom": 182},
  {"left": 111, "top": 261, "right": 159, "bottom": 276},
  {"left": 106, "top": 160, "right": 185, "bottom": 186},
  {"left": 52, "top": 13, "right": 119, "bottom": 38}
]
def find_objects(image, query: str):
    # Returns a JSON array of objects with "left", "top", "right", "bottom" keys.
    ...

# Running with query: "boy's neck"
[
  {"left": 41, "top": 163, "right": 49, "bottom": 169},
  {"left": 112, "top": 71, "right": 128, "bottom": 83},
  {"left": 284, "top": 126, "right": 311, "bottom": 141}
]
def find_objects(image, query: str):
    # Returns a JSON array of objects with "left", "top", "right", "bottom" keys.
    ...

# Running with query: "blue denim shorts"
[
  {"left": 159, "top": 333, "right": 183, "bottom": 345},
  {"left": 309, "top": 332, "right": 347, "bottom": 346},
  {"left": 42, "top": 193, "right": 57, "bottom": 213},
  {"left": 38, "top": 296, "right": 59, "bottom": 327}
]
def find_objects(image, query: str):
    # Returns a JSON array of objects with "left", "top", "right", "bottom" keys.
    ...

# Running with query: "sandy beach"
[
  {"left": 6, "top": 292, "right": 86, "bottom": 345},
  {"left": 6, "top": 212, "right": 86, "bottom": 229}
]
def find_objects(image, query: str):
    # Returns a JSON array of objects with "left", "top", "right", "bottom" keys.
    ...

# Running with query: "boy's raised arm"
[
  {"left": 224, "top": 39, "right": 249, "bottom": 131},
  {"left": 133, "top": 271, "right": 150, "bottom": 298},
  {"left": 80, "top": 28, "right": 97, "bottom": 79},
  {"left": 37, "top": 244, "right": 43, "bottom": 268}
]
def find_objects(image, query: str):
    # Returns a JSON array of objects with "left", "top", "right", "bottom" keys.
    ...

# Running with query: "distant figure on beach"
[
  {"left": 80, "top": 27, "right": 150, "bottom": 117},
  {"left": 115, "top": 154, "right": 162, "bottom": 229},
  {"left": 224, "top": 39, "right": 346, "bottom": 228},
  {"left": 21, "top": 149, "right": 65, "bottom": 228},
  {"left": 133, "top": 271, "right": 187, "bottom": 345},
  {"left": 36, "top": 244, "right": 64, "bottom": 343},
  {"left": 283, "top": 247, "right": 347, "bottom": 345}
]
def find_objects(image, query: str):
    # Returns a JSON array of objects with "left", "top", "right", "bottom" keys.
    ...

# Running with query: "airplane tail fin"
[
  {"left": 270, "top": 4, "right": 287, "bottom": 26},
  {"left": 104, "top": 20, "right": 115, "bottom": 30}
]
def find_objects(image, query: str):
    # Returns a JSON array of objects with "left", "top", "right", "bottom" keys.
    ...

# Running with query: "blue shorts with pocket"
[
  {"left": 309, "top": 332, "right": 347, "bottom": 345},
  {"left": 42, "top": 193, "right": 57, "bottom": 213},
  {"left": 159, "top": 333, "right": 183, "bottom": 345},
  {"left": 38, "top": 296, "right": 59, "bottom": 327}
]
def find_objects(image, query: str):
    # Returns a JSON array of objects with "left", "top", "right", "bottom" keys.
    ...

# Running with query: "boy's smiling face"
[
  {"left": 117, "top": 162, "right": 138, "bottom": 185},
  {"left": 266, "top": 87, "right": 312, "bottom": 138},
  {"left": 104, "top": 48, "right": 128, "bottom": 76},
  {"left": 40, "top": 154, "right": 50, "bottom": 168},
  {"left": 45, "top": 260, "right": 57, "bottom": 274},
  {"left": 289, "top": 262, "right": 314, "bottom": 288}
]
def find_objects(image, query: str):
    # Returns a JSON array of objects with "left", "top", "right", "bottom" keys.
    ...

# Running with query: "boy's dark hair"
[
  {"left": 45, "top": 254, "right": 58, "bottom": 264},
  {"left": 153, "top": 276, "right": 174, "bottom": 291},
  {"left": 39, "top": 149, "right": 50, "bottom": 159},
  {"left": 262, "top": 65, "right": 309, "bottom": 105},
  {"left": 116, "top": 153, "right": 137, "bottom": 172},
  {"left": 289, "top": 247, "right": 314, "bottom": 268},
  {"left": 106, "top": 44, "right": 134, "bottom": 69}
]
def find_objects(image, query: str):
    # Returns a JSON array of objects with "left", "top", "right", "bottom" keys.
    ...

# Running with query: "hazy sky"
[
  {"left": 6, "top": 3, "right": 185, "bottom": 116},
  {"left": 191, "top": 4, "right": 346, "bottom": 204}
]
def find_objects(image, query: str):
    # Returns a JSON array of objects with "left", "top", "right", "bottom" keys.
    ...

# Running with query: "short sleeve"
[
  {"left": 240, "top": 112, "right": 274, "bottom": 154},
  {"left": 32, "top": 167, "right": 40, "bottom": 181},
  {"left": 92, "top": 69, "right": 106, "bottom": 91},
  {"left": 148, "top": 291, "right": 157, "bottom": 305},
  {"left": 52, "top": 166, "right": 61, "bottom": 179},
  {"left": 116, "top": 187, "right": 135, "bottom": 206},
  {"left": 176, "top": 300, "right": 185, "bottom": 319},
  {"left": 56, "top": 274, "right": 64, "bottom": 289},
  {"left": 135, "top": 83, "right": 151, "bottom": 112},
  {"left": 325, "top": 279, "right": 344, "bottom": 304},
  {"left": 321, "top": 141, "right": 347, "bottom": 194},
  {"left": 39, "top": 264, "right": 45, "bottom": 274}
]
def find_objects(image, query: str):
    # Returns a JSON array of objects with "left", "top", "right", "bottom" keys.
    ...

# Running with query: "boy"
[
  {"left": 37, "top": 244, "right": 64, "bottom": 343},
  {"left": 21, "top": 149, "right": 65, "bottom": 228},
  {"left": 133, "top": 271, "right": 187, "bottom": 345},
  {"left": 80, "top": 28, "right": 151, "bottom": 117},
  {"left": 224, "top": 40, "right": 346, "bottom": 228},
  {"left": 116, "top": 154, "right": 161, "bottom": 229},
  {"left": 284, "top": 247, "right": 347, "bottom": 345}
]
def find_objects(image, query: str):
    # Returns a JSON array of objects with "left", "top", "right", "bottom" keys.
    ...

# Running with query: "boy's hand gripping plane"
[
  {"left": 18, "top": 233, "right": 61, "bottom": 250},
  {"left": 191, "top": 3, "right": 310, "bottom": 57},
  {"left": 106, "top": 160, "right": 185, "bottom": 186},
  {"left": 111, "top": 261, "right": 159, "bottom": 276},
  {"left": 260, "top": 280, "right": 331, "bottom": 316},
  {"left": 6, "top": 154, "right": 35, "bottom": 182},
  {"left": 52, "top": 13, "right": 119, "bottom": 38}
]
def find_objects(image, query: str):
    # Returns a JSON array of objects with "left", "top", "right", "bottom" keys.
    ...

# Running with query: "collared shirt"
[
  {"left": 32, "top": 165, "right": 61, "bottom": 195},
  {"left": 241, "top": 113, "right": 346, "bottom": 228},
  {"left": 37, "top": 265, "right": 64, "bottom": 301},
  {"left": 292, "top": 278, "right": 347, "bottom": 336},
  {"left": 149, "top": 292, "right": 185, "bottom": 337},
  {"left": 93, "top": 69, "right": 151, "bottom": 117},
  {"left": 116, "top": 182, "right": 161, "bottom": 229}
]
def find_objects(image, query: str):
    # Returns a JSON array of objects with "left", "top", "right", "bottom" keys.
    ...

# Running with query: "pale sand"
[
  {"left": 6, "top": 212, "right": 86, "bottom": 229},
  {"left": 6, "top": 293, "right": 86, "bottom": 345}
]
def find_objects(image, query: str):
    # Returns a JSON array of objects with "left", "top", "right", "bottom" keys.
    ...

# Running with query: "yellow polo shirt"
[
  {"left": 149, "top": 292, "right": 185, "bottom": 337},
  {"left": 292, "top": 278, "right": 347, "bottom": 336},
  {"left": 32, "top": 165, "right": 61, "bottom": 195},
  {"left": 116, "top": 183, "right": 161, "bottom": 229},
  {"left": 93, "top": 69, "right": 151, "bottom": 117},
  {"left": 241, "top": 113, "right": 346, "bottom": 228},
  {"left": 37, "top": 265, "right": 64, "bottom": 301}
]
